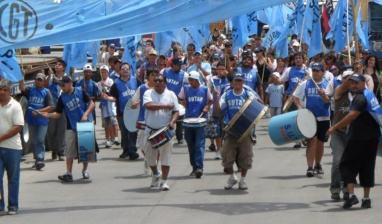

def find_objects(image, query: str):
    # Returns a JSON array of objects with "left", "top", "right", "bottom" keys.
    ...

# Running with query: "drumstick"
[{"left": 28, "top": 107, "right": 41, "bottom": 115}]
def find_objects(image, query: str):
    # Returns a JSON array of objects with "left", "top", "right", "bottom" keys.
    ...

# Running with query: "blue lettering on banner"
[{"left": 0, "top": 0, "right": 38, "bottom": 44}]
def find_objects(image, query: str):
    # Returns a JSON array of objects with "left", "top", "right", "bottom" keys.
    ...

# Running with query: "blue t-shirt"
[
  {"left": 237, "top": 67, "right": 259, "bottom": 92},
  {"left": 220, "top": 88, "right": 254, "bottom": 125},
  {"left": 163, "top": 68, "right": 185, "bottom": 96},
  {"left": 25, "top": 87, "right": 52, "bottom": 126},
  {"left": 265, "top": 84, "right": 284, "bottom": 107},
  {"left": 184, "top": 85, "right": 208, "bottom": 118}
]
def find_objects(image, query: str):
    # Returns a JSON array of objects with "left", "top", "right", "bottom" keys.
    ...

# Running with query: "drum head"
[
  {"left": 296, "top": 109, "right": 317, "bottom": 138},
  {"left": 179, "top": 104, "right": 185, "bottom": 116},
  {"left": 23, "top": 123, "right": 29, "bottom": 142},
  {"left": 184, "top": 117, "right": 207, "bottom": 123},
  {"left": 123, "top": 99, "right": 140, "bottom": 132}
]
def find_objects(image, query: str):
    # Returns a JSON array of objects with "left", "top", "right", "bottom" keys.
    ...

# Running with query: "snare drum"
[
  {"left": 183, "top": 117, "right": 207, "bottom": 128},
  {"left": 136, "top": 121, "right": 146, "bottom": 130},
  {"left": 224, "top": 95, "right": 267, "bottom": 142},
  {"left": 268, "top": 109, "right": 316, "bottom": 145},
  {"left": 147, "top": 126, "right": 174, "bottom": 149},
  {"left": 77, "top": 122, "right": 97, "bottom": 163}
]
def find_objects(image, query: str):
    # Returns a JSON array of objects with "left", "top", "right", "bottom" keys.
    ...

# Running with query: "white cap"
[
  {"left": 272, "top": 72, "right": 280, "bottom": 78},
  {"left": 342, "top": 70, "right": 354, "bottom": 78},
  {"left": 100, "top": 65, "right": 109, "bottom": 72},
  {"left": 292, "top": 41, "right": 300, "bottom": 47},
  {"left": 188, "top": 71, "right": 201, "bottom": 84},
  {"left": 83, "top": 64, "right": 93, "bottom": 71}
]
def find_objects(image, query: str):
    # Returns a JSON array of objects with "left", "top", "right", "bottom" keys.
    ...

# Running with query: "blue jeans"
[
  {"left": 28, "top": 124, "right": 48, "bottom": 164},
  {"left": 184, "top": 126, "right": 206, "bottom": 170},
  {"left": 117, "top": 116, "right": 137, "bottom": 155},
  {"left": 330, "top": 131, "right": 347, "bottom": 193},
  {"left": 0, "top": 148, "right": 22, "bottom": 211}
]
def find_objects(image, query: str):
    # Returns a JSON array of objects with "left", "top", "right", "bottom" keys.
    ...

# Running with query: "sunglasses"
[
  {"left": 121, "top": 67, "right": 130, "bottom": 71},
  {"left": 154, "top": 79, "right": 164, "bottom": 83}
]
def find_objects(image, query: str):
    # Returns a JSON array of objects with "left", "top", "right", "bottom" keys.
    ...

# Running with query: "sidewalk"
[{"left": 1, "top": 111, "right": 382, "bottom": 224}]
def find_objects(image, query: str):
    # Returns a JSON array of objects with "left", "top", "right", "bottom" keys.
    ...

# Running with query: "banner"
[{"left": 0, "top": 49, "right": 22, "bottom": 82}]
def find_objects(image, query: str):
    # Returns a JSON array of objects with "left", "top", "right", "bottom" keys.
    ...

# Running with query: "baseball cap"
[
  {"left": 212, "top": 53, "right": 220, "bottom": 59},
  {"left": 254, "top": 47, "right": 264, "bottom": 53},
  {"left": 193, "top": 51, "right": 202, "bottom": 56},
  {"left": 109, "top": 43, "right": 115, "bottom": 48},
  {"left": 188, "top": 71, "right": 201, "bottom": 84},
  {"left": 349, "top": 73, "right": 366, "bottom": 82},
  {"left": 311, "top": 62, "right": 325, "bottom": 71},
  {"left": 172, "top": 57, "right": 183, "bottom": 66},
  {"left": 83, "top": 64, "right": 93, "bottom": 71},
  {"left": 100, "top": 65, "right": 109, "bottom": 72},
  {"left": 342, "top": 70, "right": 354, "bottom": 78},
  {"left": 59, "top": 76, "right": 72, "bottom": 83},
  {"left": 35, "top": 73, "right": 45, "bottom": 80},
  {"left": 271, "top": 72, "right": 280, "bottom": 79},
  {"left": 362, "top": 48, "right": 371, "bottom": 54},
  {"left": 339, "top": 65, "right": 354, "bottom": 74},
  {"left": 233, "top": 72, "right": 245, "bottom": 81},
  {"left": 149, "top": 49, "right": 157, "bottom": 55},
  {"left": 292, "top": 42, "right": 300, "bottom": 47}
]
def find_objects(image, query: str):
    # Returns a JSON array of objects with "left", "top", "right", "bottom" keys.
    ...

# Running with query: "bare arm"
[
  {"left": 0, "top": 125, "right": 23, "bottom": 143},
  {"left": 326, "top": 110, "right": 360, "bottom": 136},
  {"left": 144, "top": 102, "right": 173, "bottom": 111},
  {"left": 292, "top": 96, "right": 303, "bottom": 110}
]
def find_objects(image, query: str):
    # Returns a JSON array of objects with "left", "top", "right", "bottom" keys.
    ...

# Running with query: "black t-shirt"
[
  {"left": 347, "top": 93, "right": 381, "bottom": 140},
  {"left": 55, "top": 89, "right": 91, "bottom": 130}
]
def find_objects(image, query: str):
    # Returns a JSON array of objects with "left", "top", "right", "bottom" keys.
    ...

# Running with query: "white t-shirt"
[
  {"left": 0, "top": 98, "right": 24, "bottom": 150},
  {"left": 143, "top": 88, "right": 179, "bottom": 130},
  {"left": 98, "top": 77, "right": 116, "bottom": 117}
]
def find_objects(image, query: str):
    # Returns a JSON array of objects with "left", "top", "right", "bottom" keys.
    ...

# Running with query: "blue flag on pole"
[
  {"left": 0, "top": 49, "right": 22, "bottom": 82},
  {"left": 232, "top": 15, "right": 250, "bottom": 53},
  {"left": 121, "top": 35, "right": 141, "bottom": 77},
  {"left": 262, "top": 5, "right": 284, "bottom": 50},
  {"left": 302, "top": 0, "right": 322, "bottom": 58},
  {"left": 86, "top": 41, "right": 100, "bottom": 67},
  {"left": 62, "top": 43, "right": 88, "bottom": 73},
  {"left": 154, "top": 31, "right": 177, "bottom": 56},
  {"left": 246, "top": 11, "right": 258, "bottom": 35},
  {"left": 356, "top": 4, "right": 370, "bottom": 49}
]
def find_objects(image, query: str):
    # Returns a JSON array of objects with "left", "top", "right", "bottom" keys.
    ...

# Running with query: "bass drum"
[{"left": 15, "top": 94, "right": 31, "bottom": 155}]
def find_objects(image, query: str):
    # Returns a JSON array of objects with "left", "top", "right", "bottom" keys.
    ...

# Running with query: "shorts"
[
  {"left": 144, "top": 133, "right": 173, "bottom": 166},
  {"left": 314, "top": 120, "right": 330, "bottom": 142},
  {"left": 65, "top": 130, "right": 78, "bottom": 159},
  {"left": 221, "top": 133, "right": 253, "bottom": 169},
  {"left": 137, "top": 129, "right": 145, "bottom": 151},
  {"left": 102, "top": 116, "right": 118, "bottom": 128}
]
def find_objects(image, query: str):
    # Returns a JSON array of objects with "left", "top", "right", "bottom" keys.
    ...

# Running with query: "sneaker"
[
  {"left": 129, "top": 153, "right": 139, "bottom": 160},
  {"left": 301, "top": 139, "right": 308, "bottom": 146},
  {"left": 143, "top": 159, "right": 149, "bottom": 174},
  {"left": 52, "top": 153, "right": 57, "bottom": 160},
  {"left": 293, "top": 142, "right": 301, "bottom": 148},
  {"left": 314, "top": 164, "right": 324, "bottom": 174},
  {"left": 331, "top": 193, "right": 341, "bottom": 201},
  {"left": 343, "top": 195, "right": 359, "bottom": 208},
  {"left": 214, "top": 151, "right": 221, "bottom": 160},
  {"left": 36, "top": 162, "right": 45, "bottom": 171},
  {"left": 82, "top": 170, "right": 90, "bottom": 179},
  {"left": 119, "top": 152, "right": 129, "bottom": 159},
  {"left": 177, "top": 139, "right": 183, "bottom": 144},
  {"left": 343, "top": 192, "right": 349, "bottom": 201},
  {"left": 195, "top": 169, "right": 203, "bottom": 179},
  {"left": 105, "top": 140, "right": 111, "bottom": 148},
  {"left": 58, "top": 156, "right": 65, "bottom": 161},
  {"left": 151, "top": 171, "right": 162, "bottom": 187},
  {"left": 361, "top": 198, "right": 371, "bottom": 208},
  {"left": 7, "top": 208, "right": 17, "bottom": 215},
  {"left": 208, "top": 144, "right": 216, "bottom": 151},
  {"left": 250, "top": 135, "right": 257, "bottom": 144},
  {"left": 224, "top": 175, "right": 238, "bottom": 190},
  {"left": 160, "top": 181, "right": 170, "bottom": 191},
  {"left": 58, "top": 172, "right": 73, "bottom": 182},
  {"left": 306, "top": 167, "right": 314, "bottom": 177},
  {"left": 238, "top": 181, "right": 248, "bottom": 190},
  {"left": 113, "top": 137, "right": 120, "bottom": 145},
  {"left": 189, "top": 170, "right": 195, "bottom": 177},
  {"left": 223, "top": 168, "right": 228, "bottom": 174}
]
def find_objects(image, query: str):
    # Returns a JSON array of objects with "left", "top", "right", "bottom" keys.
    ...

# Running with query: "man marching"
[{"left": 178, "top": 71, "right": 213, "bottom": 178}]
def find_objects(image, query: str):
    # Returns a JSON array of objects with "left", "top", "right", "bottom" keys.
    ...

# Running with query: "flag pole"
[
  {"left": 351, "top": 0, "right": 360, "bottom": 66},
  {"left": 346, "top": 0, "right": 352, "bottom": 65}
]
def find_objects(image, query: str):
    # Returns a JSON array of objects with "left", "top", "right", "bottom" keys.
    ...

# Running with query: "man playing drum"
[
  {"left": 178, "top": 71, "right": 213, "bottom": 178},
  {"left": 293, "top": 62, "right": 330, "bottom": 178},
  {"left": 41, "top": 76, "right": 95, "bottom": 182},
  {"left": 143, "top": 73, "right": 179, "bottom": 191},
  {"left": 131, "top": 67, "right": 157, "bottom": 174},
  {"left": 215, "top": 72, "right": 257, "bottom": 190}
]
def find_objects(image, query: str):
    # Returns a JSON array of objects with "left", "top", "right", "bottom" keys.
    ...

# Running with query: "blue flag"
[
  {"left": 356, "top": 3, "right": 370, "bottom": 49},
  {"left": 303, "top": 0, "right": 322, "bottom": 58},
  {"left": 0, "top": 49, "right": 22, "bottom": 82},
  {"left": 121, "top": 35, "right": 141, "bottom": 76},
  {"left": 246, "top": 11, "right": 258, "bottom": 35},
  {"left": 262, "top": 6, "right": 284, "bottom": 50},
  {"left": 62, "top": 43, "right": 88, "bottom": 73},
  {"left": 154, "top": 31, "right": 177, "bottom": 56},
  {"left": 231, "top": 15, "right": 250, "bottom": 53},
  {"left": 86, "top": 41, "right": 101, "bottom": 67}
]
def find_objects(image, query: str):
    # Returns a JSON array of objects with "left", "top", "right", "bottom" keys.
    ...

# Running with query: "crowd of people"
[{"left": 1, "top": 30, "right": 382, "bottom": 214}]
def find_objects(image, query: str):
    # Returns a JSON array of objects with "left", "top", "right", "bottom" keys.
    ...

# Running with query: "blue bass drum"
[
  {"left": 77, "top": 122, "right": 96, "bottom": 163},
  {"left": 224, "top": 95, "right": 267, "bottom": 142},
  {"left": 268, "top": 109, "right": 316, "bottom": 145}
]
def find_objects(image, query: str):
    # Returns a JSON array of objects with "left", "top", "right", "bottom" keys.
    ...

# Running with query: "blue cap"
[
  {"left": 193, "top": 51, "right": 202, "bottom": 56},
  {"left": 233, "top": 72, "right": 245, "bottom": 81},
  {"left": 311, "top": 62, "right": 325, "bottom": 71},
  {"left": 349, "top": 73, "right": 366, "bottom": 82}
]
